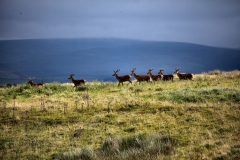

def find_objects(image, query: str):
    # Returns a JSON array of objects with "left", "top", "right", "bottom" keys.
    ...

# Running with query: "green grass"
[{"left": 0, "top": 70, "right": 240, "bottom": 159}]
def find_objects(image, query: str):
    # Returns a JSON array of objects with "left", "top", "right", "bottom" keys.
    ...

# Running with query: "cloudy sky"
[{"left": 0, "top": 0, "right": 240, "bottom": 48}]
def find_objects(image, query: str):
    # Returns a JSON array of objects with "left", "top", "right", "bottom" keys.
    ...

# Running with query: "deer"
[
  {"left": 158, "top": 69, "right": 174, "bottom": 82},
  {"left": 112, "top": 69, "right": 132, "bottom": 86},
  {"left": 174, "top": 68, "right": 193, "bottom": 80},
  {"left": 130, "top": 68, "right": 150, "bottom": 83},
  {"left": 28, "top": 77, "right": 44, "bottom": 86},
  {"left": 147, "top": 68, "right": 161, "bottom": 82},
  {"left": 68, "top": 74, "right": 86, "bottom": 87}
]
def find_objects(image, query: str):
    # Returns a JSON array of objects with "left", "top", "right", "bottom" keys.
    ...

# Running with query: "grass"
[{"left": 0, "top": 70, "right": 240, "bottom": 159}]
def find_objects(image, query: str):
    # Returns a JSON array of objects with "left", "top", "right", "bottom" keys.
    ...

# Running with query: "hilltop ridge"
[{"left": 0, "top": 38, "right": 240, "bottom": 85}]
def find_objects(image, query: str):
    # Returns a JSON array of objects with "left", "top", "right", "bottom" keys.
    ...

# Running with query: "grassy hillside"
[{"left": 0, "top": 70, "right": 240, "bottom": 159}]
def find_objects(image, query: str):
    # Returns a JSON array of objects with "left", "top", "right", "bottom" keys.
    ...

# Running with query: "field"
[{"left": 0, "top": 70, "right": 240, "bottom": 159}]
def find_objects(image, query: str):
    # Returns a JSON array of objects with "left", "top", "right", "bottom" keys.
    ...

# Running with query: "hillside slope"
[{"left": 0, "top": 38, "right": 240, "bottom": 85}]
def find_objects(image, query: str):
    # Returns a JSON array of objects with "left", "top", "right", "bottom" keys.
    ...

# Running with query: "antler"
[
  {"left": 113, "top": 69, "right": 120, "bottom": 73},
  {"left": 131, "top": 68, "right": 136, "bottom": 72},
  {"left": 175, "top": 67, "right": 181, "bottom": 70},
  {"left": 28, "top": 77, "right": 35, "bottom": 80}
]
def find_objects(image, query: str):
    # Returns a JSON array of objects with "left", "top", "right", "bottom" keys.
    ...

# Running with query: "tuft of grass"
[{"left": 55, "top": 133, "right": 177, "bottom": 160}]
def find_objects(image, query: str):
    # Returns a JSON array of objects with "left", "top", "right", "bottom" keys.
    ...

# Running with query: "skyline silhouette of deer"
[
  {"left": 174, "top": 68, "right": 193, "bottom": 80},
  {"left": 68, "top": 74, "right": 86, "bottom": 87},
  {"left": 158, "top": 69, "right": 174, "bottom": 82},
  {"left": 130, "top": 68, "right": 150, "bottom": 83},
  {"left": 147, "top": 68, "right": 160, "bottom": 82},
  {"left": 28, "top": 77, "right": 44, "bottom": 86},
  {"left": 112, "top": 69, "right": 132, "bottom": 86}
]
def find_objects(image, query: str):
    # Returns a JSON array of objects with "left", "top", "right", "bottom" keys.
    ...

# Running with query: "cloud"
[{"left": 0, "top": 0, "right": 240, "bottom": 48}]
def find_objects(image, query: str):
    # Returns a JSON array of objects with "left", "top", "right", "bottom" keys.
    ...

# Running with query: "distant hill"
[{"left": 0, "top": 38, "right": 240, "bottom": 85}]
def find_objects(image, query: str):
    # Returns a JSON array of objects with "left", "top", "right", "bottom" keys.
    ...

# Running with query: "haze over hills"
[{"left": 0, "top": 38, "right": 240, "bottom": 85}]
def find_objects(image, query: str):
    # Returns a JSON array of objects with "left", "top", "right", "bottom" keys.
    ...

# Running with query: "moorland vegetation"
[{"left": 0, "top": 70, "right": 240, "bottom": 159}]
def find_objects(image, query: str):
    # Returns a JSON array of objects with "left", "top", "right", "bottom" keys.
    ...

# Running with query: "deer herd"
[{"left": 28, "top": 68, "right": 193, "bottom": 87}]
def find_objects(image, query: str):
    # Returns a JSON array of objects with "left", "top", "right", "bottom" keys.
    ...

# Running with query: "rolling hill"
[{"left": 0, "top": 38, "right": 240, "bottom": 85}]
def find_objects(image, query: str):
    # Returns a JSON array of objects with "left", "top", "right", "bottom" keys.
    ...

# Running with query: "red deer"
[
  {"left": 174, "top": 68, "right": 193, "bottom": 80},
  {"left": 130, "top": 68, "right": 150, "bottom": 83},
  {"left": 112, "top": 69, "right": 132, "bottom": 86},
  {"left": 147, "top": 68, "right": 160, "bottom": 81},
  {"left": 28, "top": 77, "right": 44, "bottom": 86},
  {"left": 158, "top": 69, "right": 174, "bottom": 82},
  {"left": 68, "top": 74, "right": 86, "bottom": 87}
]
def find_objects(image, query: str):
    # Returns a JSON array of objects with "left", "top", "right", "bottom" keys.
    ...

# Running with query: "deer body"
[
  {"left": 131, "top": 68, "right": 150, "bottom": 83},
  {"left": 112, "top": 69, "right": 132, "bottom": 86},
  {"left": 68, "top": 74, "right": 86, "bottom": 87},
  {"left": 158, "top": 69, "right": 174, "bottom": 82},
  {"left": 147, "top": 69, "right": 160, "bottom": 81},
  {"left": 174, "top": 68, "right": 193, "bottom": 80},
  {"left": 28, "top": 77, "right": 44, "bottom": 86}
]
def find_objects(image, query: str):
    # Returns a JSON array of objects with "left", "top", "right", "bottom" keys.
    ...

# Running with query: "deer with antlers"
[
  {"left": 68, "top": 74, "right": 86, "bottom": 87},
  {"left": 147, "top": 68, "right": 161, "bottom": 82},
  {"left": 28, "top": 77, "right": 44, "bottom": 86},
  {"left": 158, "top": 69, "right": 174, "bottom": 82},
  {"left": 174, "top": 68, "right": 193, "bottom": 80},
  {"left": 112, "top": 69, "right": 132, "bottom": 86},
  {"left": 130, "top": 68, "right": 150, "bottom": 83}
]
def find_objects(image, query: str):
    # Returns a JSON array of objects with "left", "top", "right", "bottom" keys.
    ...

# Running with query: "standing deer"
[
  {"left": 147, "top": 68, "right": 160, "bottom": 81},
  {"left": 174, "top": 68, "right": 193, "bottom": 80},
  {"left": 130, "top": 68, "right": 150, "bottom": 83},
  {"left": 158, "top": 69, "right": 174, "bottom": 82},
  {"left": 112, "top": 69, "right": 132, "bottom": 86},
  {"left": 28, "top": 77, "right": 44, "bottom": 86},
  {"left": 68, "top": 74, "right": 86, "bottom": 87}
]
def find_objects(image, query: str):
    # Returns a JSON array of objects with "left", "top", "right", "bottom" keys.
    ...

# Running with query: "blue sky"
[{"left": 0, "top": 0, "right": 240, "bottom": 48}]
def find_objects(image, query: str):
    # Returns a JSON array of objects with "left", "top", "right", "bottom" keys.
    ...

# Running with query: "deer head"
[
  {"left": 68, "top": 74, "right": 75, "bottom": 79},
  {"left": 158, "top": 69, "right": 164, "bottom": 74},
  {"left": 174, "top": 68, "right": 180, "bottom": 74},
  {"left": 28, "top": 77, "right": 35, "bottom": 82},
  {"left": 147, "top": 68, "right": 154, "bottom": 74},
  {"left": 112, "top": 69, "right": 120, "bottom": 76},
  {"left": 130, "top": 68, "right": 136, "bottom": 75}
]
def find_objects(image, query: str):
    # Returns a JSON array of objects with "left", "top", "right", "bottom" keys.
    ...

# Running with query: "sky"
[{"left": 0, "top": 0, "right": 240, "bottom": 48}]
